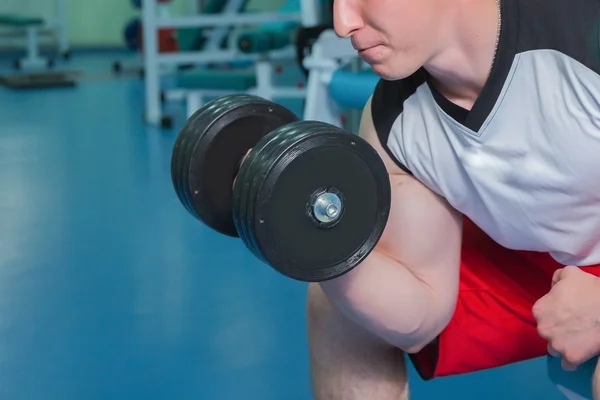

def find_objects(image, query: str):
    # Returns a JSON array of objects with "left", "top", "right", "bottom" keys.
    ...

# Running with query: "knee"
[
  {"left": 306, "top": 283, "right": 394, "bottom": 349},
  {"left": 306, "top": 283, "right": 333, "bottom": 332},
  {"left": 306, "top": 283, "right": 364, "bottom": 340}
]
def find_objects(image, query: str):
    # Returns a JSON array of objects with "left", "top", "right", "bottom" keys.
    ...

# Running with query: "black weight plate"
[
  {"left": 178, "top": 97, "right": 241, "bottom": 216},
  {"left": 171, "top": 102, "right": 215, "bottom": 216},
  {"left": 244, "top": 121, "right": 349, "bottom": 276},
  {"left": 174, "top": 97, "right": 245, "bottom": 218},
  {"left": 171, "top": 94, "right": 299, "bottom": 237},
  {"left": 232, "top": 124, "right": 289, "bottom": 259},
  {"left": 181, "top": 95, "right": 299, "bottom": 236},
  {"left": 172, "top": 97, "right": 246, "bottom": 217},
  {"left": 240, "top": 121, "right": 391, "bottom": 282},
  {"left": 233, "top": 122, "right": 314, "bottom": 261}
]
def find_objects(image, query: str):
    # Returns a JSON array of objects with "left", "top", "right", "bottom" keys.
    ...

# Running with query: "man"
[{"left": 306, "top": 0, "right": 600, "bottom": 398}]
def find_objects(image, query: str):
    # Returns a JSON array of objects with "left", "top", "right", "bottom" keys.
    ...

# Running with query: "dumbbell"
[{"left": 171, "top": 94, "right": 391, "bottom": 282}]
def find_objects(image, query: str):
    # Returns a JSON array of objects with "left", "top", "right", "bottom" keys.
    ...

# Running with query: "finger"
[
  {"left": 552, "top": 268, "right": 564, "bottom": 287},
  {"left": 532, "top": 296, "right": 549, "bottom": 323},
  {"left": 562, "top": 358, "right": 579, "bottom": 371},
  {"left": 561, "top": 265, "right": 582, "bottom": 279},
  {"left": 547, "top": 343, "right": 561, "bottom": 357}
]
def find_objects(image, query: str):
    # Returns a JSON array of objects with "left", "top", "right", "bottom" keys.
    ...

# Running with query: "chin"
[{"left": 369, "top": 62, "right": 421, "bottom": 81}]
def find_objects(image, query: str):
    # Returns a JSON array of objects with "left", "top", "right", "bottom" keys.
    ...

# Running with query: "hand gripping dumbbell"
[{"left": 171, "top": 94, "right": 391, "bottom": 282}]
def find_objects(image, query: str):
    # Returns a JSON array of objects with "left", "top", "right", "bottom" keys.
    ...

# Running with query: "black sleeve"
[
  {"left": 370, "top": 74, "right": 425, "bottom": 175},
  {"left": 516, "top": 0, "right": 600, "bottom": 74}
]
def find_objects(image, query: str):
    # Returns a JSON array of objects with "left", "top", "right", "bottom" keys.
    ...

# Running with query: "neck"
[{"left": 423, "top": 0, "right": 500, "bottom": 110}]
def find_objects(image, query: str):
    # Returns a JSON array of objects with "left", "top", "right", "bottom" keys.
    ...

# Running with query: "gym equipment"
[
  {"left": 236, "top": 15, "right": 299, "bottom": 54},
  {"left": 548, "top": 355, "right": 597, "bottom": 400},
  {"left": 113, "top": 10, "right": 181, "bottom": 75},
  {"left": 161, "top": 0, "right": 307, "bottom": 124},
  {"left": 141, "top": 0, "right": 319, "bottom": 126},
  {"left": 329, "top": 70, "right": 379, "bottom": 109},
  {"left": 302, "top": 29, "right": 377, "bottom": 128},
  {"left": 237, "top": 28, "right": 295, "bottom": 54},
  {"left": 175, "top": 62, "right": 304, "bottom": 122},
  {"left": 114, "top": 0, "right": 193, "bottom": 76},
  {"left": 0, "top": 15, "right": 52, "bottom": 70},
  {"left": 171, "top": 94, "right": 391, "bottom": 282},
  {"left": 132, "top": 0, "right": 173, "bottom": 8},
  {"left": 191, "top": 0, "right": 250, "bottom": 52},
  {"left": 131, "top": 20, "right": 178, "bottom": 53},
  {"left": 294, "top": 25, "right": 332, "bottom": 77},
  {"left": 176, "top": 68, "right": 256, "bottom": 91},
  {"left": 172, "top": 39, "right": 306, "bottom": 117},
  {"left": 0, "top": 0, "right": 70, "bottom": 71},
  {"left": 123, "top": 18, "right": 142, "bottom": 50}
]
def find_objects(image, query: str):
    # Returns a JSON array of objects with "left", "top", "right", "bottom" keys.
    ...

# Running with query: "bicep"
[
  {"left": 361, "top": 95, "right": 463, "bottom": 309},
  {"left": 318, "top": 97, "right": 464, "bottom": 350},
  {"left": 379, "top": 175, "right": 463, "bottom": 296}
]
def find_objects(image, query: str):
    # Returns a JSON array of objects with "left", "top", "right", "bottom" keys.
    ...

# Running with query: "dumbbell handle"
[{"left": 233, "top": 148, "right": 253, "bottom": 189}]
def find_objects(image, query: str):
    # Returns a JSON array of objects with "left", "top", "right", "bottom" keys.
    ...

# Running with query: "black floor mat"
[{"left": 0, "top": 71, "right": 78, "bottom": 89}]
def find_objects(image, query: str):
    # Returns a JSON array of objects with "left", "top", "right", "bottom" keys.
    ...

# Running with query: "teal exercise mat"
[
  {"left": 547, "top": 355, "right": 597, "bottom": 399},
  {"left": 175, "top": 69, "right": 256, "bottom": 91}
]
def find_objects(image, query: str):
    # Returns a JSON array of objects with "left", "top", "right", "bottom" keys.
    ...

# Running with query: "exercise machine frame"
[{"left": 141, "top": 0, "right": 321, "bottom": 126}]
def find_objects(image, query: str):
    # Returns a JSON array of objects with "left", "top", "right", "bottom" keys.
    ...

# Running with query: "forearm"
[{"left": 320, "top": 249, "right": 459, "bottom": 353}]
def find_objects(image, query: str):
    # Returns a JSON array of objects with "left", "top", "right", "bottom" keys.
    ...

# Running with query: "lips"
[
  {"left": 352, "top": 37, "right": 377, "bottom": 50},
  {"left": 357, "top": 45, "right": 378, "bottom": 53},
  {"left": 353, "top": 41, "right": 378, "bottom": 52},
  {"left": 357, "top": 45, "right": 384, "bottom": 63},
  {"left": 356, "top": 44, "right": 377, "bottom": 51}
]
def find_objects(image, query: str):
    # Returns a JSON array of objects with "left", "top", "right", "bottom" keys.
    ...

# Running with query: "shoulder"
[
  {"left": 367, "top": 70, "right": 427, "bottom": 175},
  {"left": 370, "top": 70, "right": 427, "bottom": 144},
  {"left": 512, "top": 0, "right": 600, "bottom": 73}
]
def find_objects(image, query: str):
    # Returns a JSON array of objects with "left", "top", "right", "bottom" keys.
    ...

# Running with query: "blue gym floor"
[{"left": 0, "top": 51, "right": 574, "bottom": 399}]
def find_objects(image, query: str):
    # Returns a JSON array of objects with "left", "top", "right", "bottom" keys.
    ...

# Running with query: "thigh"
[{"left": 409, "top": 217, "right": 600, "bottom": 380}]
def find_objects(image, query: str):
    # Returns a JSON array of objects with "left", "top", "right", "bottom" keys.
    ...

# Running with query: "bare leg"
[{"left": 307, "top": 283, "right": 409, "bottom": 400}]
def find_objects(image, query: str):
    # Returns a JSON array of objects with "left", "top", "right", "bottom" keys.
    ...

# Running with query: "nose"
[{"left": 333, "top": 0, "right": 363, "bottom": 38}]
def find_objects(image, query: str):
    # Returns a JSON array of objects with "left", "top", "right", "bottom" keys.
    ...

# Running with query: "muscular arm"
[{"left": 319, "top": 96, "right": 463, "bottom": 353}]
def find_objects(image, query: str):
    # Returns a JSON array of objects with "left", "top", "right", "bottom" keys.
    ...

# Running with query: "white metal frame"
[
  {"left": 300, "top": 0, "right": 320, "bottom": 27},
  {"left": 18, "top": 25, "right": 48, "bottom": 69},
  {"left": 46, "top": 0, "right": 69, "bottom": 56},
  {"left": 141, "top": 0, "right": 321, "bottom": 126},
  {"left": 198, "top": 0, "right": 248, "bottom": 51},
  {"left": 164, "top": 56, "right": 307, "bottom": 117},
  {"left": 302, "top": 29, "right": 357, "bottom": 127}
]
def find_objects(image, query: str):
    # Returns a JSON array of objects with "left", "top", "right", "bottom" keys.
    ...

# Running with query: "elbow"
[
  {"left": 400, "top": 336, "right": 438, "bottom": 355},
  {"left": 383, "top": 297, "right": 458, "bottom": 354},
  {"left": 379, "top": 321, "right": 442, "bottom": 355},
  {"left": 318, "top": 253, "right": 459, "bottom": 355},
  {"left": 348, "top": 301, "right": 455, "bottom": 355}
]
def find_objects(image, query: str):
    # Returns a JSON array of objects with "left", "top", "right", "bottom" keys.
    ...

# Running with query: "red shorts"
[{"left": 409, "top": 217, "right": 600, "bottom": 380}]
